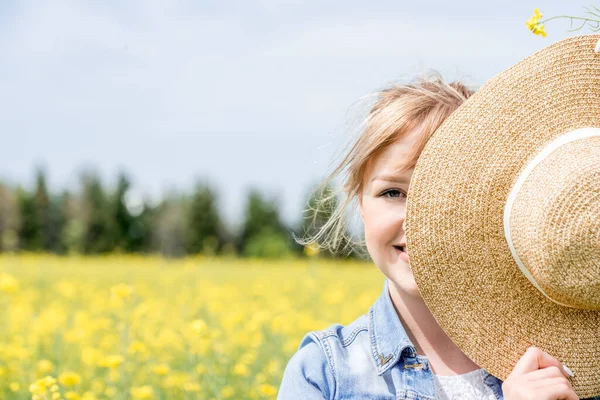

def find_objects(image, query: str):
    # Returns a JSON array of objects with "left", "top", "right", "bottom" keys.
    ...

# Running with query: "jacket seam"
[
  {"left": 340, "top": 325, "right": 368, "bottom": 347},
  {"left": 484, "top": 373, "right": 504, "bottom": 399},
  {"left": 308, "top": 332, "right": 338, "bottom": 400},
  {"left": 368, "top": 307, "right": 383, "bottom": 374}
]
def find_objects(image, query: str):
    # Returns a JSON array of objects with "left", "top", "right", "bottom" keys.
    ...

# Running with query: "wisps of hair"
[{"left": 298, "top": 72, "right": 474, "bottom": 257}]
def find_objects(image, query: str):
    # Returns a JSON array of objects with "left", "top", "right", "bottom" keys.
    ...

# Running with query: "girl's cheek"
[{"left": 377, "top": 202, "right": 405, "bottom": 220}]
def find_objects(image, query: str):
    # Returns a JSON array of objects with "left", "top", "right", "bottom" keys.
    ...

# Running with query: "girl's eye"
[{"left": 379, "top": 189, "right": 406, "bottom": 198}]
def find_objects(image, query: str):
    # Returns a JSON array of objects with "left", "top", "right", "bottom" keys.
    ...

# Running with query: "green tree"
[
  {"left": 34, "top": 168, "right": 53, "bottom": 251},
  {"left": 46, "top": 190, "right": 69, "bottom": 253},
  {"left": 239, "top": 190, "right": 292, "bottom": 258},
  {"left": 127, "top": 204, "right": 154, "bottom": 253},
  {"left": 0, "top": 183, "right": 19, "bottom": 251},
  {"left": 16, "top": 186, "right": 39, "bottom": 251},
  {"left": 31, "top": 168, "right": 68, "bottom": 253},
  {"left": 112, "top": 172, "right": 134, "bottom": 252},
  {"left": 61, "top": 191, "right": 86, "bottom": 254},
  {"left": 80, "top": 171, "right": 116, "bottom": 253},
  {"left": 152, "top": 193, "right": 187, "bottom": 257},
  {"left": 185, "top": 182, "right": 223, "bottom": 255}
]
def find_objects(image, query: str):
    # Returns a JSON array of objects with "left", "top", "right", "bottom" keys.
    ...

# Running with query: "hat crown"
[{"left": 507, "top": 130, "right": 600, "bottom": 310}]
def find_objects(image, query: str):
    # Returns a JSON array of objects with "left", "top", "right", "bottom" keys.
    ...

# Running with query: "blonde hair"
[{"left": 303, "top": 73, "right": 474, "bottom": 256}]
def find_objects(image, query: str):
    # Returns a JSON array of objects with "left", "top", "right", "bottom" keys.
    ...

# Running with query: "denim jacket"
[
  {"left": 279, "top": 279, "right": 600, "bottom": 399},
  {"left": 278, "top": 279, "right": 503, "bottom": 399}
]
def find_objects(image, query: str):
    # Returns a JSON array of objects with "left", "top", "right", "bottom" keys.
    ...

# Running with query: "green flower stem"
[
  {"left": 541, "top": 15, "right": 600, "bottom": 23},
  {"left": 540, "top": 15, "right": 600, "bottom": 32}
]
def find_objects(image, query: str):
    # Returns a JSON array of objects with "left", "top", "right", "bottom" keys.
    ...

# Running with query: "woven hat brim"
[{"left": 405, "top": 34, "right": 600, "bottom": 398}]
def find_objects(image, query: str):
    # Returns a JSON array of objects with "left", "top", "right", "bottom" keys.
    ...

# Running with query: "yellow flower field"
[{"left": 0, "top": 255, "right": 382, "bottom": 399}]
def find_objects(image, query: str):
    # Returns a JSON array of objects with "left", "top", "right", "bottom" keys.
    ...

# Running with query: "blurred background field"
[{"left": 0, "top": 255, "right": 381, "bottom": 399}]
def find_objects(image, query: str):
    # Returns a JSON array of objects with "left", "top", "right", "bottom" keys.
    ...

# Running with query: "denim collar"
[{"left": 368, "top": 279, "right": 418, "bottom": 375}]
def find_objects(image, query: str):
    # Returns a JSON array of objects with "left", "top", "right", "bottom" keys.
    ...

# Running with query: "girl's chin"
[
  {"left": 391, "top": 278, "right": 421, "bottom": 297},
  {"left": 384, "top": 264, "right": 419, "bottom": 291}
]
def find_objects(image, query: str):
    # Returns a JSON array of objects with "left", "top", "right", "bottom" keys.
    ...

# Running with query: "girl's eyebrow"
[{"left": 370, "top": 174, "right": 410, "bottom": 184}]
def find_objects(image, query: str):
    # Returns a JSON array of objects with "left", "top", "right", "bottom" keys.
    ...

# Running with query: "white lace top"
[{"left": 433, "top": 368, "right": 497, "bottom": 400}]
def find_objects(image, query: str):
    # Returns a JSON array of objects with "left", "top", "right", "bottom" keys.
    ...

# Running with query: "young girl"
[{"left": 278, "top": 75, "right": 579, "bottom": 400}]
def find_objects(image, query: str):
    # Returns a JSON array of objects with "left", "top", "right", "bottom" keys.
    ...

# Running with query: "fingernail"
[{"left": 562, "top": 364, "right": 574, "bottom": 377}]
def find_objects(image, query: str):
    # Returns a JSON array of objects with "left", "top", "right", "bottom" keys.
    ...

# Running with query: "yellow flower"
[
  {"left": 258, "top": 384, "right": 278, "bottom": 396},
  {"left": 127, "top": 340, "right": 148, "bottom": 355},
  {"left": 183, "top": 382, "right": 201, "bottom": 392},
  {"left": 82, "top": 391, "right": 97, "bottom": 400},
  {"left": 130, "top": 385, "right": 154, "bottom": 399},
  {"left": 81, "top": 348, "right": 102, "bottom": 366},
  {"left": 36, "top": 359, "right": 55, "bottom": 375},
  {"left": 65, "top": 392, "right": 81, "bottom": 400},
  {"left": 0, "top": 273, "right": 19, "bottom": 293},
  {"left": 59, "top": 371, "right": 82, "bottom": 387},
  {"left": 304, "top": 242, "right": 320, "bottom": 257},
  {"left": 526, "top": 8, "right": 547, "bottom": 37},
  {"left": 98, "top": 354, "right": 124, "bottom": 368},
  {"left": 221, "top": 385, "right": 235, "bottom": 398},
  {"left": 532, "top": 23, "right": 547, "bottom": 37},
  {"left": 526, "top": 8, "right": 542, "bottom": 27},
  {"left": 29, "top": 376, "right": 58, "bottom": 395},
  {"left": 232, "top": 363, "right": 250, "bottom": 376},
  {"left": 110, "top": 283, "right": 133, "bottom": 299},
  {"left": 162, "top": 371, "right": 189, "bottom": 388},
  {"left": 56, "top": 281, "right": 77, "bottom": 298},
  {"left": 190, "top": 319, "right": 207, "bottom": 334},
  {"left": 151, "top": 363, "right": 169, "bottom": 376},
  {"left": 9, "top": 382, "right": 20, "bottom": 392}
]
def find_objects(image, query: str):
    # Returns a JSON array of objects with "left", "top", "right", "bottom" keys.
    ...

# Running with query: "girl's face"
[{"left": 360, "top": 129, "right": 421, "bottom": 297}]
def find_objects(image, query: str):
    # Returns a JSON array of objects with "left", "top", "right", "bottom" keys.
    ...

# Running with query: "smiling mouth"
[{"left": 393, "top": 245, "right": 404, "bottom": 252}]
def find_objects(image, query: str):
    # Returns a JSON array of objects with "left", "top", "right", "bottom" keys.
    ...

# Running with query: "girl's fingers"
[
  {"left": 525, "top": 365, "right": 570, "bottom": 382},
  {"left": 510, "top": 347, "right": 571, "bottom": 378},
  {"left": 536, "top": 383, "right": 579, "bottom": 400},
  {"left": 530, "top": 377, "right": 575, "bottom": 390},
  {"left": 503, "top": 347, "right": 578, "bottom": 400}
]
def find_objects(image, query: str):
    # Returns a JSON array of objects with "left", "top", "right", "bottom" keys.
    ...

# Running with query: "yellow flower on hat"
[
  {"left": 526, "top": 8, "right": 542, "bottom": 29},
  {"left": 526, "top": 8, "right": 546, "bottom": 37},
  {"left": 526, "top": 6, "right": 600, "bottom": 37},
  {"left": 532, "top": 23, "right": 547, "bottom": 37}
]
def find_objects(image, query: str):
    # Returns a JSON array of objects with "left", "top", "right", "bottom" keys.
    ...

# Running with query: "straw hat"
[{"left": 405, "top": 34, "right": 600, "bottom": 398}]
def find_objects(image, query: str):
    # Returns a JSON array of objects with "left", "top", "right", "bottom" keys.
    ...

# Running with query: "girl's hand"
[{"left": 502, "top": 347, "right": 579, "bottom": 400}]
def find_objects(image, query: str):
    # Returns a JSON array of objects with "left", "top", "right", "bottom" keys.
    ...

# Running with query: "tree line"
[{"left": 0, "top": 168, "right": 356, "bottom": 258}]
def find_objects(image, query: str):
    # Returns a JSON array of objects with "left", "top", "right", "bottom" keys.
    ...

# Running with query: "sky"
[{"left": 0, "top": 0, "right": 594, "bottom": 229}]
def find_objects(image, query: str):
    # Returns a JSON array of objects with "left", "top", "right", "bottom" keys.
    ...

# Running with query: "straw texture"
[{"left": 405, "top": 35, "right": 600, "bottom": 398}]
